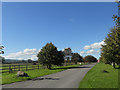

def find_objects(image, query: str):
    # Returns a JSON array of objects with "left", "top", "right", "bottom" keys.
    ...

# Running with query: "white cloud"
[
  {"left": 80, "top": 49, "right": 100, "bottom": 55},
  {"left": 4, "top": 48, "right": 40, "bottom": 60},
  {"left": 31, "top": 55, "right": 38, "bottom": 60},
  {"left": 80, "top": 41, "right": 105, "bottom": 55},
  {"left": 80, "top": 51, "right": 86, "bottom": 55},
  {"left": 86, "top": 49, "right": 100, "bottom": 54},
  {"left": 83, "top": 45, "right": 91, "bottom": 50},
  {"left": 83, "top": 41, "right": 105, "bottom": 50}
]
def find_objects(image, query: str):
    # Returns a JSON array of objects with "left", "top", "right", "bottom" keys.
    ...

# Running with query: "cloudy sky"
[{"left": 2, "top": 2, "right": 117, "bottom": 60}]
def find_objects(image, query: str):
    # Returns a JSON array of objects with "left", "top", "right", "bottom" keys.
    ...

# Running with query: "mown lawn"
[
  {"left": 2, "top": 64, "right": 82, "bottom": 85},
  {"left": 79, "top": 63, "right": 118, "bottom": 88}
]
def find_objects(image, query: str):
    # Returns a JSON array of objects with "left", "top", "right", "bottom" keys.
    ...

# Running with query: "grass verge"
[
  {"left": 79, "top": 62, "right": 118, "bottom": 88},
  {"left": 2, "top": 64, "right": 82, "bottom": 85}
]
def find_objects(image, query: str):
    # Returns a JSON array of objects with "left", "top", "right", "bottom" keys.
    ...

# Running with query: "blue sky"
[{"left": 2, "top": 2, "right": 118, "bottom": 60}]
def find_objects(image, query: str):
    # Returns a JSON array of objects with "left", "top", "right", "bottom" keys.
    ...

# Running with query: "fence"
[
  {"left": 0, "top": 63, "right": 44, "bottom": 73},
  {"left": 0, "top": 62, "right": 77, "bottom": 73}
]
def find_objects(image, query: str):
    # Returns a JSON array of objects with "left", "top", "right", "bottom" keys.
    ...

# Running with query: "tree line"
[
  {"left": 1, "top": 43, "right": 97, "bottom": 68},
  {"left": 37, "top": 42, "right": 97, "bottom": 69},
  {"left": 99, "top": 5, "right": 120, "bottom": 68},
  {"left": 99, "top": 28, "right": 120, "bottom": 68}
]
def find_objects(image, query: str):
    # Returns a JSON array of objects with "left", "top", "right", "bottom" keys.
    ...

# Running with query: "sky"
[{"left": 2, "top": 2, "right": 118, "bottom": 60}]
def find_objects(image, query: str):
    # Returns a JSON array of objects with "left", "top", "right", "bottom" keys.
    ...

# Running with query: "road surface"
[{"left": 2, "top": 63, "right": 96, "bottom": 88}]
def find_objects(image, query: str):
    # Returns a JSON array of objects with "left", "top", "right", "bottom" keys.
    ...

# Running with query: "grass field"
[
  {"left": 79, "top": 62, "right": 119, "bottom": 88},
  {"left": 2, "top": 64, "right": 82, "bottom": 85}
]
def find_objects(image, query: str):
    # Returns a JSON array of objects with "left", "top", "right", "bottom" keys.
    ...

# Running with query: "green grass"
[
  {"left": 79, "top": 62, "right": 118, "bottom": 88},
  {"left": 2, "top": 64, "right": 82, "bottom": 85}
]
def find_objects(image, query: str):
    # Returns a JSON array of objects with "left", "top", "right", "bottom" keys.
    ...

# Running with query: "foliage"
[
  {"left": 71, "top": 53, "right": 83, "bottom": 64},
  {"left": 0, "top": 44, "right": 4, "bottom": 54},
  {"left": 83, "top": 55, "right": 97, "bottom": 63},
  {"left": 37, "top": 42, "right": 64, "bottom": 69},
  {"left": 100, "top": 28, "right": 120, "bottom": 68},
  {"left": 53, "top": 51, "right": 64, "bottom": 66},
  {"left": 27, "top": 59, "right": 33, "bottom": 63},
  {"left": 21, "top": 60, "right": 27, "bottom": 63}
]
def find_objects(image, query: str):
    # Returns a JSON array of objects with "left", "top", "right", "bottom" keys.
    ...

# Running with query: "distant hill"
[
  {"left": 5, "top": 59, "right": 27, "bottom": 63},
  {"left": 4, "top": 59, "right": 38, "bottom": 64}
]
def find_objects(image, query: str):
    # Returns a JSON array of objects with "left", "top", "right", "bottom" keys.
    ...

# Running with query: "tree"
[
  {"left": 100, "top": 28, "right": 120, "bottom": 68},
  {"left": 37, "top": 42, "right": 64, "bottom": 69},
  {"left": 21, "top": 60, "right": 27, "bottom": 63},
  {"left": 99, "top": 54, "right": 107, "bottom": 63},
  {"left": 83, "top": 55, "right": 97, "bottom": 63},
  {"left": 27, "top": 59, "right": 33, "bottom": 63},
  {"left": 71, "top": 53, "right": 83, "bottom": 64},
  {"left": 0, "top": 44, "right": 5, "bottom": 64},
  {"left": 0, "top": 45, "right": 4, "bottom": 54},
  {"left": 100, "top": 2, "right": 120, "bottom": 68},
  {"left": 53, "top": 51, "right": 64, "bottom": 66}
]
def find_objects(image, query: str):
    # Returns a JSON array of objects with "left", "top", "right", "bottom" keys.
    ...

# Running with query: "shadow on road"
[
  {"left": 69, "top": 66, "right": 90, "bottom": 69},
  {"left": 32, "top": 77, "right": 59, "bottom": 81},
  {"left": 50, "top": 66, "right": 90, "bottom": 70}
]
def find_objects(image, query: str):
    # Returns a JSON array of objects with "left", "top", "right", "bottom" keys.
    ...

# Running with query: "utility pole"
[{"left": 112, "top": 0, "right": 120, "bottom": 29}]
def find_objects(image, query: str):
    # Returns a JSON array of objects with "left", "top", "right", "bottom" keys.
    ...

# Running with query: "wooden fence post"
[
  {"left": 26, "top": 64, "right": 28, "bottom": 71},
  {"left": 9, "top": 65, "right": 12, "bottom": 73},
  {"left": 9, "top": 65, "right": 10, "bottom": 73},
  {"left": 18, "top": 65, "right": 20, "bottom": 71},
  {"left": 32, "top": 65, "right": 33, "bottom": 70},
  {"left": 42, "top": 65, "right": 43, "bottom": 69},
  {"left": 38, "top": 64, "right": 39, "bottom": 69},
  {"left": 14, "top": 65, "right": 15, "bottom": 72}
]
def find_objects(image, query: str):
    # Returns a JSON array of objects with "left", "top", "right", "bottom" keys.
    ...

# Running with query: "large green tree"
[
  {"left": 27, "top": 59, "right": 33, "bottom": 63},
  {"left": 53, "top": 51, "right": 64, "bottom": 66},
  {"left": 71, "top": 53, "right": 83, "bottom": 64},
  {"left": 37, "top": 42, "right": 64, "bottom": 69},
  {"left": 100, "top": 28, "right": 120, "bottom": 68},
  {"left": 83, "top": 55, "right": 97, "bottom": 63}
]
